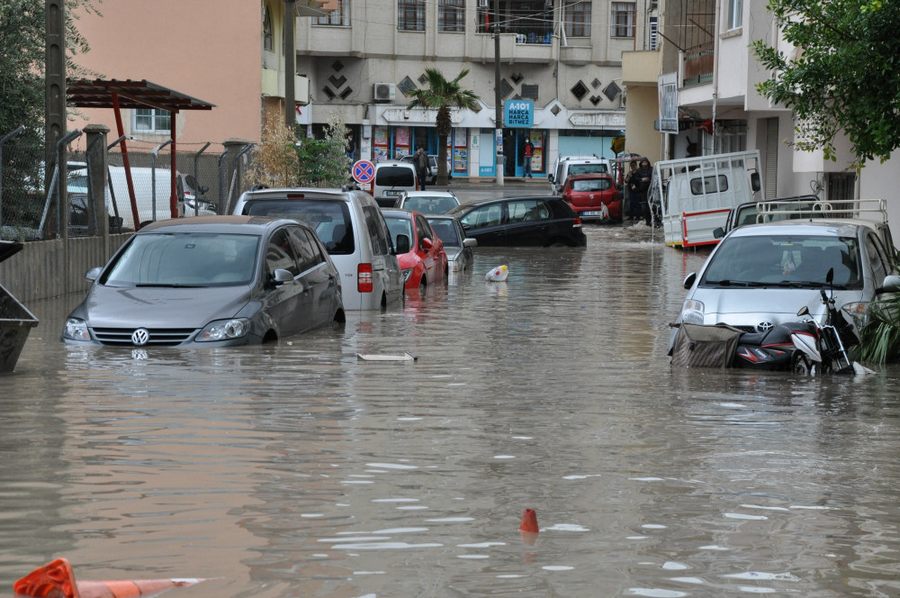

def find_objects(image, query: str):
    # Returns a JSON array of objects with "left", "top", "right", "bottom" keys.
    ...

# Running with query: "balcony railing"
[{"left": 682, "top": 43, "right": 714, "bottom": 87}]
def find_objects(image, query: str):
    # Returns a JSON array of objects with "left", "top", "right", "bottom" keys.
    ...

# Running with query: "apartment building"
[
  {"left": 291, "top": 0, "right": 657, "bottom": 178},
  {"left": 622, "top": 0, "right": 900, "bottom": 237}
]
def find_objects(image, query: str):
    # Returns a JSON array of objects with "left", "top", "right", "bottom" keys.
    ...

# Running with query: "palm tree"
[{"left": 406, "top": 68, "right": 480, "bottom": 186}]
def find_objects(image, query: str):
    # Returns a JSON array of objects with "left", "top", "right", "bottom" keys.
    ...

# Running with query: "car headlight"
[
  {"left": 63, "top": 318, "right": 91, "bottom": 341},
  {"left": 401, "top": 268, "right": 412, "bottom": 282},
  {"left": 196, "top": 318, "right": 249, "bottom": 342},
  {"left": 841, "top": 301, "right": 869, "bottom": 330},
  {"left": 681, "top": 299, "right": 705, "bottom": 325}
]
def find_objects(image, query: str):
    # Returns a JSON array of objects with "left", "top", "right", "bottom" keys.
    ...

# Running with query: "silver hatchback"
[{"left": 677, "top": 220, "right": 898, "bottom": 335}]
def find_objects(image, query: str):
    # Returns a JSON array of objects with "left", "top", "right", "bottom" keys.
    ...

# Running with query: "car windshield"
[
  {"left": 384, "top": 215, "right": 413, "bottom": 252},
  {"left": 242, "top": 199, "right": 354, "bottom": 254},
  {"left": 571, "top": 179, "right": 610, "bottom": 192},
  {"left": 403, "top": 196, "right": 458, "bottom": 214},
  {"left": 568, "top": 163, "right": 607, "bottom": 176},
  {"left": 701, "top": 234, "right": 862, "bottom": 289},
  {"left": 427, "top": 219, "right": 460, "bottom": 247},
  {"left": 376, "top": 167, "right": 415, "bottom": 187},
  {"left": 102, "top": 232, "right": 259, "bottom": 287}
]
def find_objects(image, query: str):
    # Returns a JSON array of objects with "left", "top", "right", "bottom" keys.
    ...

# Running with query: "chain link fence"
[{"left": 0, "top": 126, "right": 256, "bottom": 241}]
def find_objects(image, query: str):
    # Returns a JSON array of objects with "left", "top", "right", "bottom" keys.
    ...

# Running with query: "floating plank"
[{"left": 357, "top": 352, "right": 417, "bottom": 362}]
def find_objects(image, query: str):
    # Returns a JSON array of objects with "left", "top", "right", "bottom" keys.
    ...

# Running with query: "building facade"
[{"left": 291, "top": 0, "right": 657, "bottom": 178}]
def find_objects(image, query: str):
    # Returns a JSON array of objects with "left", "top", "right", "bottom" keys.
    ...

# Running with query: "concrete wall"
[
  {"left": 860, "top": 152, "right": 900, "bottom": 247},
  {"left": 0, "top": 235, "right": 130, "bottom": 303},
  {"left": 624, "top": 86, "right": 661, "bottom": 163}
]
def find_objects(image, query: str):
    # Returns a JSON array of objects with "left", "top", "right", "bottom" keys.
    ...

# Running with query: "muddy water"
[{"left": 2, "top": 225, "right": 900, "bottom": 598}]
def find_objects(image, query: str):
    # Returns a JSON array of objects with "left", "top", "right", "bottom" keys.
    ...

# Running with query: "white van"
[
  {"left": 548, "top": 156, "right": 611, "bottom": 194},
  {"left": 233, "top": 188, "right": 404, "bottom": 310},
  {"left": 372, "top": 161, "right": 418, "bottom": 208},
  {"left": 69, "top": 164, "right": 209, "bottom": 230}
]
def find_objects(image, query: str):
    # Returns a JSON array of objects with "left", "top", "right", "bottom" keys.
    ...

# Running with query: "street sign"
[
  {"left": 352, "top": 159, "right": 375, "bottom": 184},
  {"left": 503, "top": 99, "right": 534, "bottom": 128}
]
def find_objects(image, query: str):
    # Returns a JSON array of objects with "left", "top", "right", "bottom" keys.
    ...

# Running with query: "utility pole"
[
  {"left": 45, "top": 0, "right": 67, "bottom": 234},
  {"left": 494, "top": 0, "right": 504, "bottom": 185},
  {"left": 284, "top": 0, "right": 297, "bottom": 129}
]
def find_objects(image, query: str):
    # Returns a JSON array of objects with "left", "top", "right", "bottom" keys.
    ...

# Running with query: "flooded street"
[{"left": 2, "top": 224, "right": 900, "bottom": 598}]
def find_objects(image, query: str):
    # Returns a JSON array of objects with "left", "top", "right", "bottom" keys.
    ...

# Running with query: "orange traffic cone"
[
  {"left": 13, "top": 558, "right": 203, "bottom": 598},
  {"left": 519, "top": 508, "right": 539, "bottom": 533}
]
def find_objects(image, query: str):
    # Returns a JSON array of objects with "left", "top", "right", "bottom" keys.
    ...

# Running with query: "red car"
[
  {"left": 381, "top": 208, "right": 448, "bottom": 293},
  {"left": 562, "top": 173, "right": 622, "bottom": 223}
]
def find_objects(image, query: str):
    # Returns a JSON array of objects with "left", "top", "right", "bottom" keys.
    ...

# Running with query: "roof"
[
  {"left": 67, "top": 79, "right": 215, "bottom": 111},
  {"left": 138, "top": 215, "right": 284, "bottom": 234},
  {"left": 401, "top": 191, "right": 457, "bottom": 197},
  {"left": 729, "top": 220, "right": 870, "bottom": 239}
]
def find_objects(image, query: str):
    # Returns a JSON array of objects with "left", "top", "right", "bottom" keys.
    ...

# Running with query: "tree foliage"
[
  {"left": 296, "top": 112, "right": 350, "bottom": 188},
  {"left": 753, "top": 0, "right": 900, "bottom": 163},
  {"left": 406, "top": 68, "right": 479, "bottom": 186}
]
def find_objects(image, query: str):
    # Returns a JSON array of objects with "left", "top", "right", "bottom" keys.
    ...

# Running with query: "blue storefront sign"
[{"left": 503, "top": 99, "right": 534, "bottom": 128}]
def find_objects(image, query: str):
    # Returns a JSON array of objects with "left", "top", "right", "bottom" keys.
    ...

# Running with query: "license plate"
[
  {"left": 384, "top": 189, "right": 401, "bottom": 196},
  {"left": 583, "top": 210, "right": 604, "bottom": 216}
]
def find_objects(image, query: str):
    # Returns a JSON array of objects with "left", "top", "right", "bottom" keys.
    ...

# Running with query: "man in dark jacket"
[
  {"left": 634, "top": 158, "right": 654, "bottom": 225},
  {"left": 414, "top": 147, "right": 429, "bottom": 190}
]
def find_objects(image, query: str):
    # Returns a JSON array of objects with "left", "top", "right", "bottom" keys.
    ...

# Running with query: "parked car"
[
  {"left": 395, "top": 191, "right": 461, "bottom": 214},
  {"left": 426, "top": 215, "right": 477, "bottom": 272},
  {"left": 561, "top": 173, "right": 622, "bottom": 223},
  {"left": 381, "top": 208, "right": 448, "bottom": 292},
  {"left": 62, "top": 216, "right": 344, "bottom": 347},
  {"left": 233, "top": 188, "right": 404, "bottom": 310},
  {"left": 373, "top": 161, "right": 418, "bottom": 207},
  {"left": 400, "top": 153, "right": 447, "bottom": 185},
  {"left": 448, "top": 196, "right": 587, "bottom": 247},
  {"left": 676, "top": 219, "right": 898, "bottom": 338},
  {"left": 548, "top": 155, "right": 610, "bottom": 194}
]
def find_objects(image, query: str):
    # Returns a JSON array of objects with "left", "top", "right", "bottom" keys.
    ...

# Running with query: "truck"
[{"left": 650, "top": 150, "right": 763, "bottom": 248}]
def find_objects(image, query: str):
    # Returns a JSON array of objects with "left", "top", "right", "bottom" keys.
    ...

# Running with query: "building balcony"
[
  {"left": 682, "top": 43, "right": 714, "bottom": 87},
  {"left": 560, "top": 45, "right": 592, "bottom": 66}
]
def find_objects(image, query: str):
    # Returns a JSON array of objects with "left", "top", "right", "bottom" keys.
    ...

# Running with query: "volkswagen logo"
[
  {"left": 131, "top": 328, "right": 150, "bottom": 346},
  {"left": 756, "top": 321, "right": 775, "bottom": 333}
]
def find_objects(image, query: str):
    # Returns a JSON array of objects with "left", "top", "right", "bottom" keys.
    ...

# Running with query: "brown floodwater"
[{"left": 2, "top": 225, "right": 899, "bottom": 597}]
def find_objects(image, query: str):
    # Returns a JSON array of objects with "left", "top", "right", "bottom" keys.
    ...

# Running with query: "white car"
[
  {"left": 395, "top": 191, "right": 460, "bottom": 215},
  {"left": 676, "top": 219, "right": 898, "bottom": 337}
]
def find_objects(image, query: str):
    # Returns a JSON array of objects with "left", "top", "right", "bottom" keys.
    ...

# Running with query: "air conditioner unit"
[{"left": 373, "top": 83, "right": 396, "bottom": 102}]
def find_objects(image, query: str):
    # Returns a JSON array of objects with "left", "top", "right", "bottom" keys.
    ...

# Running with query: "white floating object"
[
  {"left": 357, "top": 352, "right": 417, "bottom": 362},
  {"left": 485, "top": 264, "right": 509, "bottom": 282}
]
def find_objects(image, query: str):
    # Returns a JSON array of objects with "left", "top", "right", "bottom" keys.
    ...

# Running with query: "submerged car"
[
  {"left": 395, "top": 191, "right": 460, "bottom": 214},
  {"left": 426, "top": 215, "right": 476, "bottom": 272},
  {"left": 676, "top": 220, "right": 898, "bottom": 336},
  {"left": 561, "top": 173, "right": 621, "bottom": 223},
  {"left": 448, "top": 196, "right": 586, "bottom": 247},
  {"left": 381, "top": 208, "right": 448, "bottom": 292},
  {"left": 63, "top": 216, "right": 344, "bottom": 347}
]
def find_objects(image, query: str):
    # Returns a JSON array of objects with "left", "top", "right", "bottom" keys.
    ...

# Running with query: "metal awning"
[{"left": 67, "top": 79, "right": 215, "bottom": 112}]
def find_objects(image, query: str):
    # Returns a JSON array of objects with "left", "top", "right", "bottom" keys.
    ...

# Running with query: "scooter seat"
[{"left": 739, "top": 331, "right": 768, "bottom": 346}]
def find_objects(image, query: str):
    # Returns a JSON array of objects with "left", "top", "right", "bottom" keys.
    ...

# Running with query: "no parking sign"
[{"left": 352, "top": 160, "right": 375, "bottom": 185}]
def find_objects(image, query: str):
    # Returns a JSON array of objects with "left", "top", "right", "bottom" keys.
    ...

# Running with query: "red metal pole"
[
  {"left": 170, "top": 110, "right": 178, "bottom": 218},
  {"left": 112, "top": 92, "right": 140, "bottom": 229}
]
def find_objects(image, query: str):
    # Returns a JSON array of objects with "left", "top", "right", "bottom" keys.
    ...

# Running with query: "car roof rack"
[{"left": 756, "top": 198, "right": 887, "bottom": 225}]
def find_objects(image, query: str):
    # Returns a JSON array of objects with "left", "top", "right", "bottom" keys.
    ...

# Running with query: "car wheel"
[{"left": 548, "top": 238, "right": 568, "bottom": 248}]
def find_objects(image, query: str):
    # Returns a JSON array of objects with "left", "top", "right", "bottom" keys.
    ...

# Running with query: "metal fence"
[{"left": 0, "top": 125, "right": 255, "bottom": 242}]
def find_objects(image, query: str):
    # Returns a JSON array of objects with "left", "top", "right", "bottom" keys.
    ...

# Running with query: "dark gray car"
[{"left": 62, "top": 216, "right": 344, "bottom": 347}]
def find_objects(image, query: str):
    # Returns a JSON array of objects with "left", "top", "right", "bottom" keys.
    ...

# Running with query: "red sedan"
[
  {"left": 381, "top": 208, "right": 448, "bottom": 293},
  {"left": 562, "top": 173, "right": 622, "bottom": 223}
]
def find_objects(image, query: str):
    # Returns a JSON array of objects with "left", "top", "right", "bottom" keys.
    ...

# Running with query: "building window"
[
  {"left": 134, "top": 108, "right": 170, "bottom": 133},
  {"left": 439, "top": 0, "right": 465, "bottom": 32},
  {"left": 316, "top": 0, "right": 349, "bottom": 26},
  {"left": 611, "top": 2, "right": 636, "bottom": 38},
  {"left": 726, "top": 0, "right": 742, "bottom": 30},
  {"left": 648, "top": 15, "right": 658, "bottom": 50},
  {"left": 398, "top": 0, "right": 425, "bottom": 31},
  {"left": 263, "top": 6, "right": 273, "bottom": 51},
  {"left": 565, "top": 1, "right": 591, "bottom": 38}
]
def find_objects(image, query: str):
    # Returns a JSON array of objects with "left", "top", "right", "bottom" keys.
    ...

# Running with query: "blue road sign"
[{"left": 352, "top": 160, "right": 375, "bottom": 184}]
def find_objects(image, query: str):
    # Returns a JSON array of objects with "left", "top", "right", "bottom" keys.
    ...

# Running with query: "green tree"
[
  {"left": 406, "top": 68, "right": 480, "bottom": 186},
  {"left": 245, "top": 114, "right": 300, "bottom": 190},
  {"left": 296, "top": 112, "right": 350, "bottom": 188},
  {"left": 753, "top": 0, "right": 900, "bottom": 163}
]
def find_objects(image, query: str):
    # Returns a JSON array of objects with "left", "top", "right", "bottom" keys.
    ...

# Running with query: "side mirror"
[
  {"left": 797, "top": 306, "right": 810, "bottom": 317},
  {"left": 463, "top": 237, "right": 478, "bottom": 248},
  {"left": 548, "top": 175, "right": 554, "bottom": 184},
  {"left": 683, "top": 272, "right": 697, "bottom": 290},
  {"left": 395, "top": 233, "right": 411, "bottom": 254},
  {"left": 750, "top": 172, "right": 761, "bottom": 192},
  {"left": 876, "top": 274, "right": 900, "bottom": 294},
  {"left": 420, "top": 237, "right": 434, "bottom": 251},
  {"left": 85, "top": 266, "right": 102, "bottom": 282},
  {"left": 713, "top": 227, "right": 725, "bottom": 239},
  {"left": 272, "top": 268, "right": 293, "bottom": 285}
]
